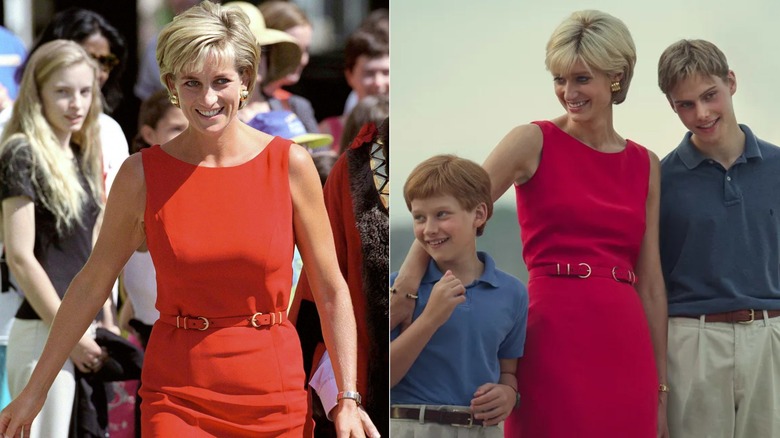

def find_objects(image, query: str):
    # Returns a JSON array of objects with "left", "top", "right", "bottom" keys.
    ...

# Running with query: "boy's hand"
[
  {"left": 420, "top": 271, "right": 465, "bottom": 328},
  {"left": 470, "top": 383, "right": 516, "bottom": 426}
]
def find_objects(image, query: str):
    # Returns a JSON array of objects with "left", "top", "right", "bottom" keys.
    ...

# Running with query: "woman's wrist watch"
[{"left": 337, "top": 390, "right": 362, "bottom": 406}]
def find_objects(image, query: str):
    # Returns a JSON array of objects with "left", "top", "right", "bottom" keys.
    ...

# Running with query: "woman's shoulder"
[
  {"left": 115, "top": 152, "right": 146, "bottom": 185},
  {"left": 286, "top": 140, "right": 313, "bottom": 169},
  {"left": 497, "top": 123, "right": 544, "bottom": 156}
]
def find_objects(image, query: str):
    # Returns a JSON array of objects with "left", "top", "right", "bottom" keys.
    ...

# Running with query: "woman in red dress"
[
  {"left": 0, "top": 2, "right": 370, "bottom": 437},
  {"left": 393, "top": 10, "right": 669, "bottom": 437}
]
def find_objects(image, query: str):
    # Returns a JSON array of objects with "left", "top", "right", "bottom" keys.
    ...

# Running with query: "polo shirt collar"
[
  {"left": 421, "top": 251, "right": 501, "bottom": 288},
  {"left": 677, "top": 124, "right": 762, "bottom": 170}
]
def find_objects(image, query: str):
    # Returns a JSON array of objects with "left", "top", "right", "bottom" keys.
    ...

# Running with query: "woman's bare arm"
[{"left": 288, "top": 144, "right": 363, "bottom": 437}]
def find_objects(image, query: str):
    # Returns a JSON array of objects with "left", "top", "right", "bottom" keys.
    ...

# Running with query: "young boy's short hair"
[
  {"left": 657, "top": 39, "right": 730, "bottom": 96},
  {"left": 344, "top": 29, "right": 389, "bottom": 73},
  {"left": 403, "top": 154, "right": 493, "bottom": 236}
]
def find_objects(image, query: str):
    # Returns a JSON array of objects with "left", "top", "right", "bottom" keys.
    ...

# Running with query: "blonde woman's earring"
[
  {"left": 169, "top": 94, "right": 179, "bottom": 107},
  {"left": 611, "top": 81, "right": 621, "bottom": 93},
  {"left": 240, "top": 89, "right": 249, "bottom": 101}
]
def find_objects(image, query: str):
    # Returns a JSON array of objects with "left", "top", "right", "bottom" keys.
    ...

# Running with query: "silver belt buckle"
[{"left": 451, "top": 410, "right": 474, "bottom": 428}]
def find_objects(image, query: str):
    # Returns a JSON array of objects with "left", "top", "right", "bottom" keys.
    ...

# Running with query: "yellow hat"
[{"left": 224, "top": 2, "right": 302, "bottom": 84}]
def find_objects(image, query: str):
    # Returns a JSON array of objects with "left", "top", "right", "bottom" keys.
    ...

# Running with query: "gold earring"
[
  {"left": 169, "top": 94, "right": 179, "bottom": 107},
  {"left": 611, "top": 81, "right": 621, "bottom": 93},
  {"left": 240, "top": 89, "right": 249, "bottom": 101}
]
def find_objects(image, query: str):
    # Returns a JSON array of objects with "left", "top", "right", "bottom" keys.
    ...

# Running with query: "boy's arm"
[
  {"left": 390, "top": 271, "right": 464, "bottom": 387},
  {"left": 470, "top": 358, "right": 518, "bottom": 426}
]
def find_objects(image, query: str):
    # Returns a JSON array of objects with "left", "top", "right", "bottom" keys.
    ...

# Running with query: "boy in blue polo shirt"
[
  {"left": 657, "top": 39, "right": 780, "bottom": 438},
  {"left": 390, "top": 154, "right": 528, "bottom": 437}
]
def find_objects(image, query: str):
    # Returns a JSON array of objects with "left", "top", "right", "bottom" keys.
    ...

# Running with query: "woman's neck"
[{"left": 557, "top": 113, "right": 624, "bottom": 152}]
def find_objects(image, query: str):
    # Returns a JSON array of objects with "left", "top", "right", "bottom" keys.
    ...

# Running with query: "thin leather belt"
[
  {"left": 390, "top": 406, "right": 485, "bottom": 427},
  {"left": 158, "top": 311, "right": 285, "bottom": 331},
  {"left": 678, "top": 309, "right": 780, "bottom": 324},
  {"left": 529, "top": 263, "right": 637, "bottom": 285}
]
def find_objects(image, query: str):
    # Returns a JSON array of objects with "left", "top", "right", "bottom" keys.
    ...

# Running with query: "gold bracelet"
[{"left": 658, "top": 383, "right": 670, "bottom": 393}]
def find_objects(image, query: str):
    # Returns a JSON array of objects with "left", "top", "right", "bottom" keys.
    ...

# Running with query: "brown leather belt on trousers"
[
  {"left": 678, "top": 309, "right": 780, "bottom": 324},
  {"left": 158, "top": 311, "right": 285, "bottom": 331},
  {"left": 390, "top": 406, "right": 485, "bottom": 427},
  {"left": 529, "top": 263, "right": 637, "bottom": 285}
]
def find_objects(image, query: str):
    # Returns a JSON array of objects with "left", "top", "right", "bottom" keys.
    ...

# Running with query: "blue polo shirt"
[
  {"left": 660, "top": 124, "right": 780, "bottom": 315},
  {"left": 390, "top": 251, "right": 528, "bottom": 406}
]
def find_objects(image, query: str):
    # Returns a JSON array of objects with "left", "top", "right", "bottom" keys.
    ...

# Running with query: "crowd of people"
[{"left": 0, "top": 0, "right": 388, "bottom": 437}]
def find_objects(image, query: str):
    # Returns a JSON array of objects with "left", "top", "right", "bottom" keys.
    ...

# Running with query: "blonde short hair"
[
  {"left": 156, "top": 0, "right": 260, "bottom": 102},
  {"left": 546, "top": 10, "right": 636, "bottom": 104},
  {"left": 657, "top": 39, "right": 729, "bottom": 96},
  {"left": 404, "top": 155, "right": 493, "bottom": 237}
]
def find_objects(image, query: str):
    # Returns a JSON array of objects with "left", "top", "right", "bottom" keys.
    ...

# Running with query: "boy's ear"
[
  {"left": 140, "top": 125, "right": 157, "bottom": 146},
  {"left": 344, "top": 67, "right": 357, "bottom": 91},
  {"left": 473, "top": 202, "right": 488, "bottom": 229},
  {"left": 727, "top": 70, "right": 737, "bottom": 96}
]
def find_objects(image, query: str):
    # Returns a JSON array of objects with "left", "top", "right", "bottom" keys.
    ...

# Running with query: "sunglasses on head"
[{"left": 90, "top": 53, "right": 119, "bottom": 72}]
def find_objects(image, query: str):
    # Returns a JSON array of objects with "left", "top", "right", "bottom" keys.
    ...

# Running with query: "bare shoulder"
[
  {"left": 115, "top": 152, "right": 145, "bottom": 186},
  {"left": 484, "top": 123, "right": 544, "bottom": 190},
  {"left": 287, "top": 142, "right": 315, "bottom": 176},
  {"left": 646, "top": 149, "right": 661, "bottom": 166},
  {"left": 108, "top": 152, "right": 146, "bottom": 207},
  {"left": 505, "top": 123, "right": 544, "bottom": 147}
]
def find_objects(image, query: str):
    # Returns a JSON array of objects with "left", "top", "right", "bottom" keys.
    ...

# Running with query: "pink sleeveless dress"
[
  {"left": 138, "top": 138, "right": 307, "bottom": 436},
  {"left": 503, "top": 121, "right": 658, "bottom": 437}
]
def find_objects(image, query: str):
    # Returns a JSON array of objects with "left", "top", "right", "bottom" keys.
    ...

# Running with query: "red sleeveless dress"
[
  {"left": 138, "top": 138, "right": 307, "bottom": 437},
  {"left": 503, "top": 121, "right": 658, "bottom": 437}
]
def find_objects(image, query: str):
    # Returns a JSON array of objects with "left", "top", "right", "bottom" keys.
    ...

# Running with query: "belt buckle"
[
  {"left": 176, "top": 315, "right": 209, "bottom": 330},
  {"left": 195, "top": 316, "right": 209, "bottom": 330},
  {"left": 577, "top": 262, "right": 591, "bottom": 279},
  {"left": 451, "top": 411, "right": 474, "bottom": 428},
  {"left": 738, "top": 309, "right": 755, "bottom": 324}
]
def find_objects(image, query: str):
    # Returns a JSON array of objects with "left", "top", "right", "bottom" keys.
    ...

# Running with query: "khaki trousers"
[
  {"left": 390, "top": 405, "right": 503, "bottom": 438},
  {"left": 667, "top": 313, "right": 780, "bottom": 438}
]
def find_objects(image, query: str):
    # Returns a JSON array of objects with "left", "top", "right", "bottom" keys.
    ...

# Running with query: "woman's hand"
[
  {"left": 69, "top": 335, "right": 104, "bottom": 374},
  {"left": 470, "top": 382, "right": 516, "bottom": 426},
  {"left": 0, "top": 386, "right": 47, "bottom": 438},
  {"left": 332, "top": 399, "right": 374, "bottom": 437},
  {"left": 658, "top": 393, "right": 669, "bottom": 438}
]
